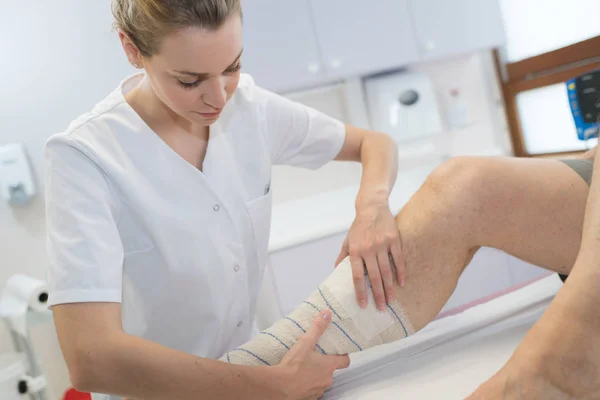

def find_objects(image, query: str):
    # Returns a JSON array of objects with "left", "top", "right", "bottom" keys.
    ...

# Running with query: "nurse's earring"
[{"left": 130, "top": 60, "right": 141, "bottom": 69}]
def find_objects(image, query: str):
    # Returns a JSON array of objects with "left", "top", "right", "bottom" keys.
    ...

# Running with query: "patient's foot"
[
  {"left": 468, "top": 308, "right": 600, "bottom": 400},
  {"left": 467, "top": 362, "right": 576, "bottom": 400}
]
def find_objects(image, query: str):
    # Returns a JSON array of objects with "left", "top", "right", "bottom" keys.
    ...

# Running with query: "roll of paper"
[{"left": 0, "top": 274, "right": 48, "bottom": 318}]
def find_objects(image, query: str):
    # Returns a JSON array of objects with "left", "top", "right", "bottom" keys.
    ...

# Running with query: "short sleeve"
[
  {"left": 256, "top": 86, "right": 346, "bottom": 169},
  {"left": 44, "top": 135, "right": 124, "bottom": 306}
]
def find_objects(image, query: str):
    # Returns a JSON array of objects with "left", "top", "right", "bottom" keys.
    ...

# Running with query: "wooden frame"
[{"left": 494, "top": 35, "right": 600, "bottom": 157}]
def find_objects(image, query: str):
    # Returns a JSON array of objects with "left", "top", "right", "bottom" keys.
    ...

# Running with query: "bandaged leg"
[
  {"left": 222, "top": 156, "right": 595, "bottom": 369},
  {"left": 221, "top": 256, "right": 415, "bottom": 366}
]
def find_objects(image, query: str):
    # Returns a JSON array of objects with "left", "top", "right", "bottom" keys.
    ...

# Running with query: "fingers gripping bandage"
[{"left": 221, "top": 256, "right": 415, "bottom": 366}]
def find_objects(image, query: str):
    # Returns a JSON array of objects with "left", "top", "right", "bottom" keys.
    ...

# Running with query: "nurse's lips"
[{"left": 196, "top": 110, "right": 222, "bottom": 119}]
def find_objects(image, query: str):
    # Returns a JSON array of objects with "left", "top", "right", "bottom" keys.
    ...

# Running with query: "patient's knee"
[
  {"left": 426, "top": 156, "right": 485, "bottom": 197},
  {"left": 410, "top": 157, "right": 490, "bottom": 228}
]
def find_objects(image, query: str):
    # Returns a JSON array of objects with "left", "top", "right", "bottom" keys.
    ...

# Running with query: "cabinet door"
[
  {"left": 309, "top": 0, "right": 420, "bottom": 80},
  {"left": 269, "top": 233, "right": 346, "bottom": 315},
  {"left": 441, "top": 247, "right": 513, "bottom": 312},
  {"left": 409, "top": 0, "right": 506, "bottom": 61},
  {"left": 271, "top": 240, "right": 515, "bottom": 316},
  {"left": 506, "top": 255, "right": 552, "bottom": 286},
  {"left": 241, "top": 0, "right": 326, "bottom": 92}
]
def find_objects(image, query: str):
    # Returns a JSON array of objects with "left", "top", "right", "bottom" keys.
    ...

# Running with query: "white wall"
[
  {"left": 0, "top": 3, "right": 510, "bottom": 399},
  {"left": 408, "top": 51, "right": 509, "bottom": 157},
  {"left": 272, "top": 51, "right": 510, "bottom": 205},
  {"left": 499, "top": 0, "right": 600, "bottom": 63},
  {"left": 1, "top": 2, "right": 136, "bottom": 398}
]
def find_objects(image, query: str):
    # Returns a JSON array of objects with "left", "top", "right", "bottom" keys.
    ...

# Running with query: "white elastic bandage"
[
  {"left": 321, "top": 260, "right": 396, "bottom": 341},
  {"left": 221, "top": 256, "right": 415, "bottom": 366}
]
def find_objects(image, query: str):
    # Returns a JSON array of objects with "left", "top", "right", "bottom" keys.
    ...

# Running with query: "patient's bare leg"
[
  {"left": 469, "top": 154, "right": 600, "bottom": 399},
  {"left": 393, "top": 156, "right": 589, "bottom": 330},
  {"left": 223, "top": 156, "right": 589, "bottom": 366}
]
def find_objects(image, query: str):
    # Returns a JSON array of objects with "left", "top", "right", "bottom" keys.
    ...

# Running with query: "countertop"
[{"left": 268, "top": 162, "right": 440, "bottom": 253}]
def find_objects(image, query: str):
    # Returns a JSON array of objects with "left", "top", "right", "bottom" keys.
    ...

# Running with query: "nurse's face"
[{"left": 143, "top": 15, "right": 243, "bottom": 126}]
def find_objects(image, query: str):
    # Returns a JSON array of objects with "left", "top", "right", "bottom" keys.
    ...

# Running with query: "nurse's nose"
[{"left": 202, "top": 76, "right": 227, "bottom": 110}]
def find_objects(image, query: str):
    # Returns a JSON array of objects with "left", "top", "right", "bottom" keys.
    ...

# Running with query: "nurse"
[{"left": 45, "top": 1, "right": 403, "bottom": 399}]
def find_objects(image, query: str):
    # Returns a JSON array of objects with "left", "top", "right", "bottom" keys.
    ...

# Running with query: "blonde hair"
[{"left": 111, "top": 0, "right": 242, "bottom": 57}]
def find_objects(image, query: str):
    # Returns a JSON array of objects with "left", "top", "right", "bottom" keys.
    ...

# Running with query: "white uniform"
[{"left": 44, "top": 73, "right": 345, "bottom": 400}]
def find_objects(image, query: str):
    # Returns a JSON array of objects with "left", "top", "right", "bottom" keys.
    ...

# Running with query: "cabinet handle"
[{"left": 308, "top": 62, "right": 321, "bottom": 73}]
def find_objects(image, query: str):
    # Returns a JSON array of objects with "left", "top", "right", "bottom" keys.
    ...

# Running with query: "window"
[
  {"left": 497, "top": 0, "right": 600, "bottom": 156},
  {"left": 500, "top": 0, "right": 600, "bottom": 62}
]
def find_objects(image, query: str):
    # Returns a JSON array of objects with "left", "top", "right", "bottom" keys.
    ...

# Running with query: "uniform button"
[
  {"left": 237, "top": 321, "right": 243, "bottom": 328},
  {"left": 234, "top": 264, "right": 240, "bottom": 272},
  {"left": 213, "top": 204, "right": 220, "bottom": 211}
]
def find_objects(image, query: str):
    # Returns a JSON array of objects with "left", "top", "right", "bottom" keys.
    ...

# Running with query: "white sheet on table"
[{"left": 325, "top": 275, "right": 563, "bottom": 399}]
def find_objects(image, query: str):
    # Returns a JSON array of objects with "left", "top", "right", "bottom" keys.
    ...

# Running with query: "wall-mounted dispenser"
[
  {"left": 0, "top": 144, "right": 36, "bottom": 206},
  {"left": 365, "top": 71, "right": 443, "bottom": 143}
]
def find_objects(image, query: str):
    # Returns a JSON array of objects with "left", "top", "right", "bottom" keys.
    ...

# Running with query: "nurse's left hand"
[{"left": 335, "top": 201, "right": 405, "bottom": 311}]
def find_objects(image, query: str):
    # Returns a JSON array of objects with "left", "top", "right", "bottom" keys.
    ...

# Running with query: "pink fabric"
[{"left": 435, "top": 273, "right": 553, "bottom": 320}]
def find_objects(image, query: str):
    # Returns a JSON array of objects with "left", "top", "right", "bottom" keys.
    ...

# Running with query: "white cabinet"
[
  {"left": 242, "top": 1, "right": 506, "bottom": 92},
  {"left": 269, "top": 237, "right": 521, "bottom": 317},
  {"left": 442, "top": 247, "right": 513, "bottom": 312},
  {"left": 308, "top": 0, "right": 420, "bottom": 80},
  {"left": 270, "top": 232, "right": 346, "bottom": 315},
  {"left": 409, "top": 0, "right": 506, "bottom": 61},
  {"left": 241, "top": 0, "right": 325, "bottom": 92},
  {"left": 506, "top": 255, "right": 552, "bottom": 286}
]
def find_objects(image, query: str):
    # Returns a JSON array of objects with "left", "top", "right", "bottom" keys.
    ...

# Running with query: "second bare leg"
[{"left": 393, "top": 156, "right": 589, "bottom": 330}]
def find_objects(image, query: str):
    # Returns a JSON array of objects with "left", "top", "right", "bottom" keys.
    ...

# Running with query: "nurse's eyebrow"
[{"left": 174, "top": 48, "right": 243, "bottom": 77}]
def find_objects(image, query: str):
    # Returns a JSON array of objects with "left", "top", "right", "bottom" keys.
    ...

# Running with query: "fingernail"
[
  {"left": 378, "top": 304, "right": 386, "bottom": 312},
  {"left": 322, "top": 311, "right": 331, "bottom": 320},
  {"left": 360, "top": 300, "right": 367, "bottom": 309}
]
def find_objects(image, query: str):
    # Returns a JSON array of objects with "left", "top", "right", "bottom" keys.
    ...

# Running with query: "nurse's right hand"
[{"left": 275, "top": 310, "right": 350, "bottom": 400}]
